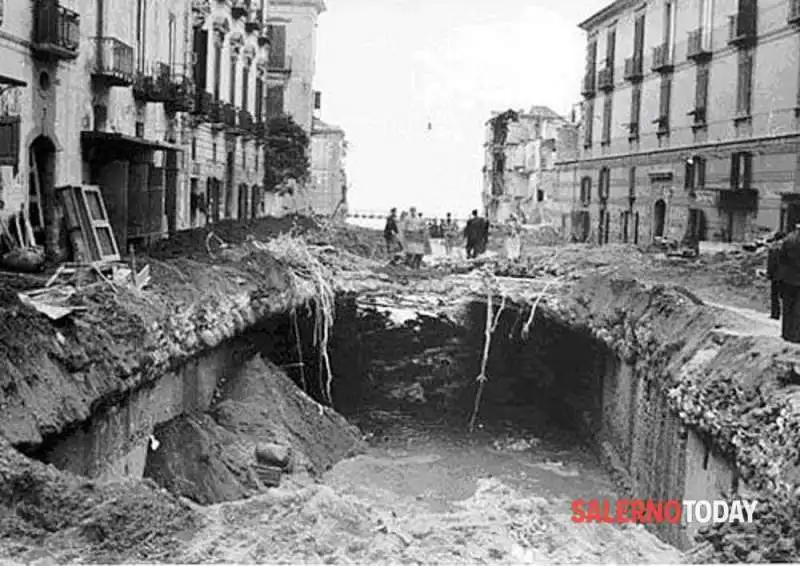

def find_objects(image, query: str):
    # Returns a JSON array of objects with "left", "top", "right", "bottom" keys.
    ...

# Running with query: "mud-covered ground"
[{"left": 0, "top": 217, "right": 794, "bottom": 564}]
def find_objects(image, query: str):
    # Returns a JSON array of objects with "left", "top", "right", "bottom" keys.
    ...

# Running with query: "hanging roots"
[
  {"left": 468, "top": 268, "right": 507, "bottom": 433},
  {"left": 521, "top": 279, "right": 556, "bottom": 340},
  {"left": 263, "top": 233, "right": 336, "bottom": 405}
]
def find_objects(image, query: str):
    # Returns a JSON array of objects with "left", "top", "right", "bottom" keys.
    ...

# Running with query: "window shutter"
[
  {"left": 697, "top": 158, "right": 706, "bottom": 188},
  {"left": 213, "top": 42, "right": 222, "bottom": 99},
  {"left": 696, "top": 65, "right": 709, "bottom": 111},
  {"left": 229, "top": 57, "right": 237, "bottom": 104},
  {"left": 731, "top": 153, "right": 740, "bottom": 189},
  {"left": 241, "top": 66, "right": 249, "bottom": 112},
  {"left": 584, "top": 100, "right": 593, "bottom": 145},
  {"left": 660, "top": 78, "right": 671, "bottom": 120},
  {"left": 0, "top": 117, "right": 20, "bottom": 167},
  {"left": 606, "top": 28, "right": 616, "bottom": 67},
  {"left": 634, "top": 15, "right": 645, "bottom": 57},
  {"left": 630, "top": 85, "right": 641, "bottom": 127},
  {"left": 628, "top": 166, "right": 636, "bottom": 198},
  {"left": 684, "top": 161, "right": 693, "bottom": 190},
  {"left": 603, "top": 95, "right": 612, "bottom": 143},
  {"left": 266, "top": 85, "right": 284, "bottom": 118},
  {"left": 255, "top": 78, "right": 263, "bottom": 121},
  {"left": 743, "top": 50, "right": 753, "bottom": 114}
]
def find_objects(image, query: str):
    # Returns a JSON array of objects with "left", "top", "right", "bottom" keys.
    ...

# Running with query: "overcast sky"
[{"left": 314, "top": 0, "right": 610, "bottom": 218}]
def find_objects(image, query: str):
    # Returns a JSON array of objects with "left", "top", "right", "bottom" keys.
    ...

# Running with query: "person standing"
[
  {"left": 767, "top": 232, "right": 786, "bottom": 320},
  {"left": 504, "top": 214, "right": 522, "bottom": 260},
  {"left": 776, "top": 223, "right": 800, "bottom": 342},
  {"left": 464, "top": 210, "right": 481, "bottom": 259},
  {"left": 402, "top": 207, "right": 426, "bottom": 269},
  {"left": 383, "top": 208, "right": 399, "bottom": 254},
  {"left": 475, "top": 213, "right": 490, "bottom": 256}
]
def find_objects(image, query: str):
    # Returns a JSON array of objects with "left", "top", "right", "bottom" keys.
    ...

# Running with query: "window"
[
  {"left": 629, "top": 84, "right": 641, "bottom": 139},
  {"left": 693, "top": 63, "right": 709, "bottom": 125},
  {"left": 191, "top": 137, "right": 197, "bottom": 161},
  {"left": 229, "top": 56, "right": 237, "bottom": 105},
  {"left": 664, "top": 0, "right": 677, "bottom": 58},
  {"left": 601, "top": 95, "right": 612, "bottom": 145},
  {"left": 605, "top": 27, "right": 616, "bottom": 70},
  {"left": 583, "top": 99, "right": 594, "bottom": 147},
  {"left": 267, "top": 25, "right": 287, "bottom": 68},
  {"left": 685, "top": 156, "right": 706, "bottom": 190},
  {"left": 736, "top": 48, "right": 754, "bottom": 117},
  {"left": 212, "top": 141, "right": 217, "bottom": 162},
  {"left": 242, "top": 63, "right": 250, "bottom": 112},
  {"left": 633, "top": 13, "right": 645, "bottom": 59},
  {"left": 657, "top": 76, "right": 672, "bottom": 134},
  {"left": 586, "top": 39, "right": 598, "bottom": 79},
  {"left": 193, "top": 28, "right": 208, "bottom": 91},
  {"left": 730, "top": 151, "right": 753, "bottom": 190},
  {"left": 580, "top": 176, "right": 592, "bottom": 206},
  {"left": 598, "top": 167, "right": 611, "bottom": 200},
  {"left": 0, "top": 116, "right": 20, "bottom": 168},
  {"left": 255, "top": 77, "right": 264, "bottom": 121},
  {"left": 699, "top": 0, "right": 713, "bottom": 46}
]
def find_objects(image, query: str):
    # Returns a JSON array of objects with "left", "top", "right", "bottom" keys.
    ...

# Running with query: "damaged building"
[
  {"left": 557, "top": 0, "right": 800, "bottom": 245},
  {"left": 482, "top": 106, "right": 578, "bottom": 226}
]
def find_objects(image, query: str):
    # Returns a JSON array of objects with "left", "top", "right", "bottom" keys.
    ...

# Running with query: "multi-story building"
[
  {"left": 0, "top": 0, "right": 199, "bottom": 257},
  {"left": 261, "top": 0, "right": 324, "bottom": 215},
  {"left": 482, "top": 106, "right": 575, "bottom": 225},
  {"left": 557, "top": 0, "right": 800, "bottom": 245},
  {"left": 187, "top": 0, "right": 269, "bottom": 228},
  {"left": 308, "top": 115, "right": 347, "bottom": 215}
]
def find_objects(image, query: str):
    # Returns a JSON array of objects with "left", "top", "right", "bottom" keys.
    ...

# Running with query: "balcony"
[
  {"left": 687, "top": 28, "right": 712, "bottom": 61},
  {"left": 728, "top": 14, "right": 756, "bottom": 47},
  {"left": 651, "top": 43, "right": 673, "bottom": 73},
  {"left": 654, "top": 116, "right": 670, "bottom": 136},
  {"left": 209, "top": 98, "right": 224, "bottom": 125},
  {"left": 193, "top": 90, "right": 212, "bottom": 117},
  {"left": 597, "top": 66, "right": 614, "bottom": 91},
  {"left": 245, "top": 9, "right": 263, "bottom": 33},
  {"left": 222, "top": 102, "right": 237, "bottom": 129},
  {"left": 268, "top": 55, "right": 292, "bottom": 76},
  {"left": 790, "top": 0, "right": 800, "bottom": 24},
  {"left": 164, "top": 74, "right": 195, "bottom": 113},
  {"left": 91, "top": 37, "right": 134, "bottom": 86},
  {"left": 133, "top": 62, "right": 172, "bottom": 103},
  {"left": 688, "top": 107, "right": 707, "bottom": 130},
  {"left": 623, "top": 55, "right": 643, "bottom": 82},
  {"left": 32, "top": 0, "right": 80, "bottom": 60},
  {"left": 581, "top": 72, "right": 596, "bottom": 97},
  {"left": 231, "top": 0, "right": 249, "bottom": 19},
  {"left": 238, "top": 108, "right": 254, "bottom": 134}
]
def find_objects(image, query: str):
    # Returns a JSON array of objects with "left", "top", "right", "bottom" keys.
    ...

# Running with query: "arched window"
[
  {"left": 598, "top": 167, "right": 611, "bottom": 200},
  {"left": 580, "top": 176, "right": 592, "bottom": 207}
]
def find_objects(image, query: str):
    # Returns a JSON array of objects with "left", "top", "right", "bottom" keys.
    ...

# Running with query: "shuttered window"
[
  {"left": 658, "top": 77, "right": 672, "bottom": 132},
  {"left": 629, "top": 84, "right": 641, "bottom": 137},
  {"left": 695, "top": 64, "right": 709, "bottom": 123},
  {"left": 0, "top": 117, "right": 20, "bottom": 167},
  {"left": 580, "top": 176, "right": 592, "bottom": 205},
  {"left": 685, "top": 158, "right": 705, "bottom": 190},
  {"left": 605, "top": 27, "right": 616, "bottom": 68},
  {"left": 598, "top": 167, "right": 611, "bottom": 200},
  {"left": 587, "top": 40, "right": 598, "bottom": 76},
  {"left": 736, "top": 48, "right": 753, "bottom": 116},
  {"left": 584, "top": 99, "right": 594, "bottom": 147},
  {"left": 267, "top": 25, "right": 286, "bottom": 68},
  {"left": 601, "top": 95, "right": 612, "bottom": 145},
  {"left": 193, "top": 28, "right": 208, "bottom": 90},
  {"left": 633, "top": 14, "right": 645, "bottom": 58},
  {"left": 255, "top": 77, "right": 264, "bottom": 121},
  {"left": 730, "top": 152, "right": 753, "bottom": 190},
  {"left": 213, "top": 41, "right": 222, "bottom": 99},
  {"left": 229, "top": 56, "right": 237, "bottom": 105},
  {"left": 628, "top": 166, "right": 636, "bottom": 199}
]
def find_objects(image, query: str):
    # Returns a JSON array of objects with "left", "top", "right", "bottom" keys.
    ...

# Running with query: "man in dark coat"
[
  {"left": 476, "top": 215, "right": 490, "bottom": 255},
  {"left": 767, "top": 232, "right": 786, "bottom": 320},
  {"left": 383, "top": 208, "right": 399, "bottom": 254},
  {"left": 776, "top": 224, "right": 800, "bottom": 342},
  {"left": 464, "top": 210, "right": 481, "bottom": 258}
]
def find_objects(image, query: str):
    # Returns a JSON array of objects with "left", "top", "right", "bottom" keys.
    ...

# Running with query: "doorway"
[
  {"left": 727, "top": 210, "right": 747, "bottom": 242},
  {"left": 238, "top": 182, "right": 248, "bottom": 220},
  {"left": 28, "top": 136, "right": 56, "bottom": 255},
  {"left": 653, "top": 199, "right": 667, "bottom": 238},
  {"left": 251, "top": 185, "right": 260, "bottom": 219}
]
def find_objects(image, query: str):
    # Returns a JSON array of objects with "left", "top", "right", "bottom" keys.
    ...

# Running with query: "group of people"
[
  {"left": 767, "top": 224, "right": 800, "bottom": 343},
  {"left": 383, "top": 208, "right": 522, "bottom": 269}
]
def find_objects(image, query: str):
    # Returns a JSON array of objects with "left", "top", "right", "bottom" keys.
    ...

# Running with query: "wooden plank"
[{"left": 56, "top": 185, "right": 91, "bottom": 263}]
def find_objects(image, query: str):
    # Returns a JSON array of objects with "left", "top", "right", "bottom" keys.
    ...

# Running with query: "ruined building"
[
  {"left": 482, "top": 107, "right": 576, "bottom": 226},
  {"left": 557, "top": 0, "right": 800, "bottom": 245}
]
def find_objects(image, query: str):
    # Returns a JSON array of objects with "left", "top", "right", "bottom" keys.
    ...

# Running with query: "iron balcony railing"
[
  {"left": 651, "top": 43, "right": 673, "bottom": 72},
  {"left": 597, "top": 65, "right": 614, "bottom": 91},
  {"left": 32, "top": 0, "right": 80, "bottom": 59},
  {"left": 245, "top": 9, "right": 263, "bottom": 33},
  {"left": 624, "top": 55, "right": 643, "bottom": 81},
  {"left": 92, "top": 37, "right": 134, "bottom": 86},
  {"left": 728, "top": 13, "right": 756, "bottom": 46},
  {"left": 687, "top": 28, "right": 712, "bottom": 60},
  {"left": 267, "top": 54, "right": 292, "bottom": 74},
  {"left": 581, "top": 72, "right": 596, "bottom": 97}
]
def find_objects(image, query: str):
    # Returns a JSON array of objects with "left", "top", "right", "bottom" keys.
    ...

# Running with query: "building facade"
[
  {"left": 0, "top": 0, "right": 199, "bottom": 257},
  {"left": 482, "top": 106, "right": 576, "bottom": 225},
  {"left": 309, "top": 116, "right": 346, "bottom": 215},
  {"left": 557, "top": 0, "right": 800, "bottom": 245},
  {"left": 188, "top": 0, "right": 269, "bottom": 228}
]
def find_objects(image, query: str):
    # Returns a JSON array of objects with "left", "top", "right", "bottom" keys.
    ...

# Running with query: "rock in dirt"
[{"left": 255, "top": 443, "right": 291, "bottom": 469}]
